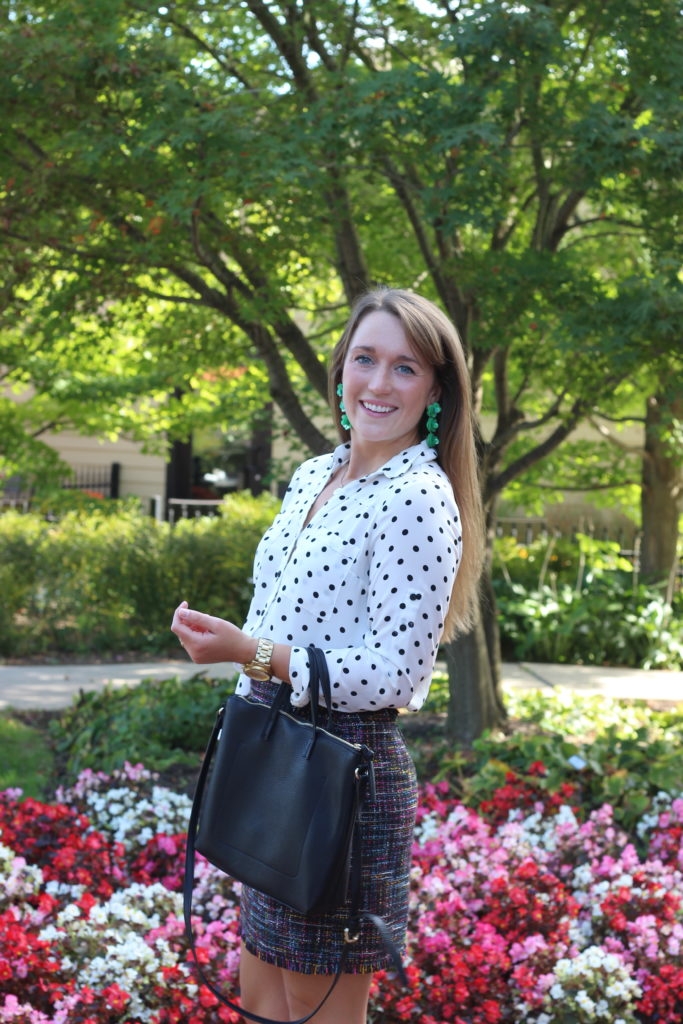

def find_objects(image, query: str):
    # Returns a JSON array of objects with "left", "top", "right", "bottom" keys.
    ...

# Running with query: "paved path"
[{"left": 0, "top": 657, "right": 681, "bottom": 710}]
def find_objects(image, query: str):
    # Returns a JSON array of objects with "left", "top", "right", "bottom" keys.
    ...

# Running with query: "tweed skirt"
[{"left": 239, "top": 680, "right": 418, "bottom": 975}]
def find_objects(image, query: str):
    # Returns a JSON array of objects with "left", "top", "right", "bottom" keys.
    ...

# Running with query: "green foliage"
[
  {"left": 49, "top": 673, "right": 234, "bottom": 779},
  {"left": 43, "top": 673, "right": 683, "bottom": 847},
  {"left": 164, "top": 492, "right": 278, "bottom": 622},
  {"left": 0, "top": 493, "right": 279, "bottom": 657},
  {"left": 496, "top": 580, "right": 683, "bottom": 669},
  {"left": 33, "top": 492, "right": 144, "bottom": 518},
  {"left": 1, "top": 0, "right": 682, "bottom": 481},
  {"left": 493, "top": 533, "right": 683, "bottom": 669},
  {"left": 0, "top": 399, "right": 71, "bottom": 494},
  {"left": 493, "top": 532, "right": 635, "bottom": 590},
  {"left": 3, "top": 505, "right": 679, "bottom": 670},
  {"left": 445, "top": 690, "right": 683, "bottom": 840},
  {"left": 0, "top": 712, "right": 55, "bottom": 798}
]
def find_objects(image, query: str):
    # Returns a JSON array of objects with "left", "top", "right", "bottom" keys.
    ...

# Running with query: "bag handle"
[{"left": 308, "top": 644, "right": 333, "bottom": 714}]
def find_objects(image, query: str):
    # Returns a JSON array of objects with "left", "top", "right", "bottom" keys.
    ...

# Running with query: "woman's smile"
[{"left": 360, "top": 399, "right": 397, "bottom": 415}]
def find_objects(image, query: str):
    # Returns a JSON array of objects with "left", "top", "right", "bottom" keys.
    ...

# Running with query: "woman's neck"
[{"left": 344, "top": 434, "right": 420, "bottom": 481}]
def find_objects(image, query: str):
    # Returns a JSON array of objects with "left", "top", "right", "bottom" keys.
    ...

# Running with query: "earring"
[
  {"left": 425, "top": 401, "right": 441, "bottom": 448},
  {"left": 336, "top": 382, "right": 351, "bottom": 431}
]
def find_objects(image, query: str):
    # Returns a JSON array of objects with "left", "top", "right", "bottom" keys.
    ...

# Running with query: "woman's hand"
[{"left": 171, "top": 600, "right": 252, "bottom": 665}]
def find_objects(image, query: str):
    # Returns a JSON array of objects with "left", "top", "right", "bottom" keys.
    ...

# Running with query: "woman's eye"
[
  {"left": 396, "top": 364, "right": 416, "bottom": 375},
  {"left": 353, "top": 354, "right": 372, "bottom": 365}
]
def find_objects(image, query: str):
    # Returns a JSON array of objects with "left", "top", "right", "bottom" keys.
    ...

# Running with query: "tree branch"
[
  {"left": 246, "top": 0, "right": 316, "bottom": 99},
  {"left": 592, "top": 410, "right": 647, "bottom": 425},
  {"left": 486, "top": 396, "right": 588, "bottom": 501},
  {"left": 380, "top": 155, "right": 469, "bottom": 338},
  {"left": 160, "top": 12, "right": 254, "bottom": 88},
  {"left": 587, "top": 414, "right": 645, "bottom": 455},
  {"left": 168, "top": 259, "right": 330, "bottom": 454},
  {"left": 532, "top": 479, "right": 641, "bottom": 491}
]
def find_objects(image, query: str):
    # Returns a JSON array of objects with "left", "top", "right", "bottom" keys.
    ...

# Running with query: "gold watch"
[{"left": 243, "top": 637, "right": 275, "bottom": 681}]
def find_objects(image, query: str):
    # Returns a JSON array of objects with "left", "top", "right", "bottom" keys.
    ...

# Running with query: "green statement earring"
[
  {"left": 336, "top": 382, "right": 351, "bottom": 431},
  {"left": 426, "top": 401, "right": 441, "bottom": 448}
]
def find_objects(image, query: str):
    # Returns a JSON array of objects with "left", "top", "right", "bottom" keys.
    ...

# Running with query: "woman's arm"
[{"left": 171, "top": 601, "right": 293, "bottom": 684}]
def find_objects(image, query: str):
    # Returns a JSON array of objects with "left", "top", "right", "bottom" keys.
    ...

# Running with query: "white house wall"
[{"left": 46, "top": 431, "right": 166, "bottom": 509}]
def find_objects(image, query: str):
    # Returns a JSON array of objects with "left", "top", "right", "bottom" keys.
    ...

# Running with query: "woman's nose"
[{"left": 368, "top": 365, "right": 392, "bottom": 392}]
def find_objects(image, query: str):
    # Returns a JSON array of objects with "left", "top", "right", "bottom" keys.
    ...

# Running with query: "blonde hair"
[{"left": 328, "top": 287, "right": 485, "bottom": 638}]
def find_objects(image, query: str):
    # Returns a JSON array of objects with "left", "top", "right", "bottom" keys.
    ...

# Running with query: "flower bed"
[{"left": 1, "top": 723, "right": 683, "bottom": 1022}]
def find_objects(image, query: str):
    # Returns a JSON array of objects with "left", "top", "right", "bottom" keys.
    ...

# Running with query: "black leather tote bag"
[
  {"left": 183, "top": 646, "right": 405, "bottom": 1024},
  {"left": 191, "top": 645, "right": 374, "bottom": 914}
]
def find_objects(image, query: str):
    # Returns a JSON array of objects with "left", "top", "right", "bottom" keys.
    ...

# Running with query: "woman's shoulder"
[
  {"left": 377, "top": 456, "right": 459, "bottom": 523},
  {"left": 394, "top": 448, "right": 454, "bottom": 494}
]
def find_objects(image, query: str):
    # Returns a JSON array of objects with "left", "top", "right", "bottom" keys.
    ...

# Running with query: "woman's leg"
[
  {"left": 283, "top": 967, "right": 372, "bottom": 1024},
  {"left": 239, "top": 943, "right": 289, "bottom": 1019},
  {"left": 239, "top": 943, "right": 373, "bottom": 1024}
]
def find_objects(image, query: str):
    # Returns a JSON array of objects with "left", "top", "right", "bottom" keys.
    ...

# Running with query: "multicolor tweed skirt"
[{"left": 239, "top": 680, "right": 418, "bottom": 975}]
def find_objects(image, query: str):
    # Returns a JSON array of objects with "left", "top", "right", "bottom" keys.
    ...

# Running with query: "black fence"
[
  {"left": 60, "top": 462, "right": 121, "bottom": 499},
  {"left": 0, "top": 462, "right": 121, "bottom": 509}
]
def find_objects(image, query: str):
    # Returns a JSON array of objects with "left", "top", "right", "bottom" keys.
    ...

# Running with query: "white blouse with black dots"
[{"left": 235, "top": 440, "right": 462, "bottom": 713}]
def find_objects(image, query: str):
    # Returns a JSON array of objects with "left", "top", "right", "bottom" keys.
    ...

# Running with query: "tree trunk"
[
  {"left": 246, "top": 405, "right": 273, "bottom": 496},
  {"left": 640, "top": 392, "right": 683, "bottom": 591},
  {"left": 166, "top": 437, "right": 193, "bottom": 512},
  {"left": 444, "top": 493, "right": 508, "bottom": 747},
  {"left": 444, "top": 574, "right": 508, "bottom": 747}
]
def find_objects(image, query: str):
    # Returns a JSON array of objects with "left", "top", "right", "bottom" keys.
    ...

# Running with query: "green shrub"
[
  {"left": 436, "top": 689, "right": 683, "bottom": 841},
  {"left": 492, "top": 532, "right": 635, "bottom": 592},
  {"left": 0, "top": 511, "right": 45, "bottom": 654},
  {"left": 3, "top": 504, "right": 680, "bottom": 668},
  {"left": 0, "top": 712, "right": 55, "bottom": 798},
  {"left": 165, "top": 492, "right": 278, "bottom": 625},
  {"left": 50, "top": 672, "right": 236, "bottom": 779},
  {"left": 494, "top": 578, "right": 683, "bottom": 669},
  {"left": 47, "top": 676, "right": 683, "bottom": 849},
  {"left": 1, "top": 492, "right": 279, "bottom": 658},
  {"left": 493, "top": 532, "right": 683, "bottom": 669}
]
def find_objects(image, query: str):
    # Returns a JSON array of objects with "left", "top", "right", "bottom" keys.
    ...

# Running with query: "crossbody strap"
[{"left": 307, "top": 648, "right": 406, "bottom": 983}]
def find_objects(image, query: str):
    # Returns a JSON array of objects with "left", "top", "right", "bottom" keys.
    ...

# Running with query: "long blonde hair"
[{"left": 328, "top": 287, "right": 484, "bottom": 638}]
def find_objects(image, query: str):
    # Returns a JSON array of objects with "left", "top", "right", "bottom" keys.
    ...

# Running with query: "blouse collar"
[{"left": 330, "top": 439, "right": 437, "bottom": 480}]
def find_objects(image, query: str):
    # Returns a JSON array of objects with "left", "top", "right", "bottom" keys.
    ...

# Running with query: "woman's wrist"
[
  {"left": 242, "top": 636, "right": 275, "bottom": 681},
  {"left": 238, "top": 633, "right": 292, "bottom": 686}
]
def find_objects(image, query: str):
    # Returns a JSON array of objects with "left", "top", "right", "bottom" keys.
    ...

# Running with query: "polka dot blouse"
[{"left": 235, "top": 440, "right": 462, "bottom": 713}]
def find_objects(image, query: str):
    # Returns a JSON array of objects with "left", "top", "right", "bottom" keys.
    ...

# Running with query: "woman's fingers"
[{"left": 178, "top": 606, "right": 213, "bottom": 633}]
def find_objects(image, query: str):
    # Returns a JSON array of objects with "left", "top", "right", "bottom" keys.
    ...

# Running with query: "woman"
[{"left": 172, "top": 287, "right": 484, "bottom": 1024}]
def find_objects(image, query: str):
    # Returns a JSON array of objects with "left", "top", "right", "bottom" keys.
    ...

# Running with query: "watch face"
[{"left": 244, "top": 665, "right": 270, "bottom": 681}]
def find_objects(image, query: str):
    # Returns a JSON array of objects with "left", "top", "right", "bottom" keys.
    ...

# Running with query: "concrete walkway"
[{"left": 0, "top": 657, "right": 681, "bottom": 711}]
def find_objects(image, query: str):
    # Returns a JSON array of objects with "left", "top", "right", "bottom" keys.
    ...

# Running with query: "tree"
[
  {"left": 2, "top": 0, "right": 682, "bottom": 740},
  {"left": 641, "top": 385, "right": 683, "bottom": 595}
]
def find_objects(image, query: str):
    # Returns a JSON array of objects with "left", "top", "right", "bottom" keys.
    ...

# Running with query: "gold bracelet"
[{"left": 242, "top": 637, "right": 274, "bottom": 681}]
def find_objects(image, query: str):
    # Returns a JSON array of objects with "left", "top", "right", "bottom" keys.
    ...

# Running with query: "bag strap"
[
  {"left": 307, "top": 647, "right": 407, "bottom": 985},
  {"left": 308, "top": 644, "right": 333, "bottom": 714}
]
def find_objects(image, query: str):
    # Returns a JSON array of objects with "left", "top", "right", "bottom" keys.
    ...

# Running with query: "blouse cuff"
[{"left": 288, "top": 645, "right": 314, "bottom": 707}]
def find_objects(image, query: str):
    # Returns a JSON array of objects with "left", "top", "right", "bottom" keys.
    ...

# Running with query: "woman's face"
[{"left": 341, "top": 310, "right": 439, "bottom": 458}]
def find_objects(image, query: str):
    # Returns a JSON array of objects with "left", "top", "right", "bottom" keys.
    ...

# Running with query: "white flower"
[{"left": 576, "top": 990, "right": 596, "bottom": 1013}]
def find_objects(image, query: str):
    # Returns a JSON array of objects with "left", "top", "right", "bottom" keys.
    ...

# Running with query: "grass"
[{"left": 0, "top": 711, "right": 55, "bottom": 797}]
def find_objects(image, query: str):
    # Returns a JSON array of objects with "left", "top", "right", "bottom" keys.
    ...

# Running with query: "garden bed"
[{"left": 1, "top": 685, "right": 682, "bottom": 1022}]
